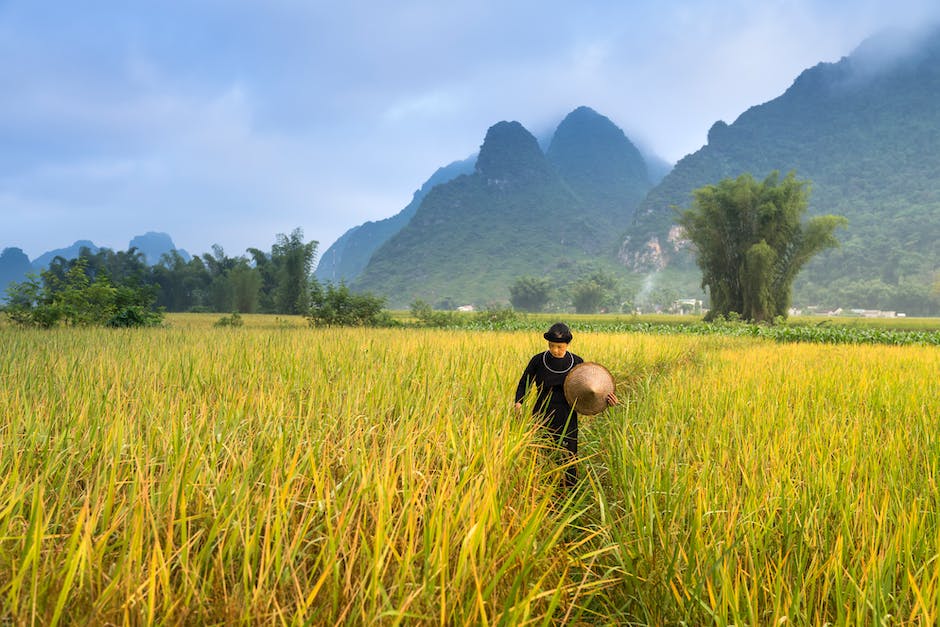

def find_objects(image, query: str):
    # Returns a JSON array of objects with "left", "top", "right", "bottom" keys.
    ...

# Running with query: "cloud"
[{"left": 4, "top": 0, "right": 940, "bottom": 259}]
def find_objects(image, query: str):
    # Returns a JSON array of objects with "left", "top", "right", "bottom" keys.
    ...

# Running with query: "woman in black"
[{"left": 514, "top": 322, "right": 616, "bottom": 487}]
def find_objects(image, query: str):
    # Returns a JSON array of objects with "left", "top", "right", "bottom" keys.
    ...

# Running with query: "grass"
[{"left": 0, "top": 317, "right": 937, "bottom": 623}]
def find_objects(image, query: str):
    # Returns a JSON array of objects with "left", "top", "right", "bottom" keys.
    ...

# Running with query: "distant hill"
[
  {"left": 314, "top": 157, "right": 475, "bottom": 284},
  {"left": 353, "top": 108, "right": 654, "bottom": 307},
  {"left": 129, "top": 232, "right": 191, "bottom": 265},
  {"left": 0, "top": 247, "right": 33, "bottom": 301},
  {"left": 32, "top": 240, "right": 100, "bottom": 270},
  {"left": 27, "top": 233, "right": 190, "bottom": 272},
  {"left": 621, "top": 27, "right": 940, "bottom": 314}
]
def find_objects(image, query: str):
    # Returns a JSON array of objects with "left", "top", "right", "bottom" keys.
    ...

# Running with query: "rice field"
[{"left": 1, "top": 315, "right": 938, "bottom": 624}]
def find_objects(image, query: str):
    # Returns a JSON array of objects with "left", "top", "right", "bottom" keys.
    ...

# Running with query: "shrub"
[
  {"left": 214, "top": 312, "right": 245, "bottom": 328},
  {"left": 307, "top": 283, "right": 395, "bottom": 327},
  {"left": 2, "top": 260, "right": 163, "bottom": 328},
  {"left": 474, "top": 305, "right": 519, "bottom": 327},
  {"left": 410, "top": 299, "right": 458, "bottom": 327}
]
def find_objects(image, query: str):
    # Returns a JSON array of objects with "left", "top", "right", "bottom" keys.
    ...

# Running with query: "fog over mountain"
[
  {"left": 352, "top": 107, "right": 655, "bottom": 307},
  {"left": 4, "top": 2, "right": 939, "bottom": 261},
  {"left": 621, "top": 26, "right": 940, "bottom": 314}
]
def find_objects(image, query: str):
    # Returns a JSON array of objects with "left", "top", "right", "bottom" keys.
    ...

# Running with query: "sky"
[{"left": 2, "top": 0, "right": 939, "bottom": 262}]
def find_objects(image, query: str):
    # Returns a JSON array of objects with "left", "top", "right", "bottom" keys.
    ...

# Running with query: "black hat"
[{"left": 543, "top": 322, "right": 573, "bottom": 343}]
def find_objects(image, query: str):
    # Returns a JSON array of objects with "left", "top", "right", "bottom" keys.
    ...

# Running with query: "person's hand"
[
  {"left": 606, "top": 392, "right": 619, "bottom": 406},
  {"left": 514, "top": 402, "right": 523, "bottom": 413}
]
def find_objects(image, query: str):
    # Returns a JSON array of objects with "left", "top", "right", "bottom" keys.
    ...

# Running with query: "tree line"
[
  {"left": 8, "top": 171, "right": 932, "bottom": 327},
  {"left": 3, "top": 228, "right": 352, "bottom": 326}
]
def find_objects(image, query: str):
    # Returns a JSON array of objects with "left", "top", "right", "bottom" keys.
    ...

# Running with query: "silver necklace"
[{"left": 542, "top": 350, "right": 574, "bottom": 374}]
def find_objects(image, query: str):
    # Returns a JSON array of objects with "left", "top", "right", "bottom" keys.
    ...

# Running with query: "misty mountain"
[
  {"left": 27, "top": 232, "right": 189, "bottom": 272},
  {"left": 621, "top": 26, "right": 940, "bottom": 313},
  {"left": 32, "top": 240, "right": 100, "bottom": 271},
  {"left": 353, "top": 108, "right": 654, "bottom": 307},
  {"left": 129, "top": 232, "right": 191, "bottom": 265},
  {"left": 314, "top": 157, "right": 475, "bottom": 284},
  {"left": 0, "top": 247, "right": 33, "bottom": 301},
  {"left": 546, "top": 106, "right": 651, "bottom": 247}
]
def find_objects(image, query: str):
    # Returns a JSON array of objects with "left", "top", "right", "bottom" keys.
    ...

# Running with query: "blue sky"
[{"left": 2, "top": 0, "right": 939, "bottom": 261}]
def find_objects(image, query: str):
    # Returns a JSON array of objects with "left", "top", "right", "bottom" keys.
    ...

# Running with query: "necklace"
[{"left": 542, "top": 350, "right": 574, "bottom": 374}]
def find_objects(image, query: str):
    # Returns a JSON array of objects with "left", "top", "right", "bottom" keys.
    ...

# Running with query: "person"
[{"left": 514, "top": 322, "right": 617, "bottom": 487}]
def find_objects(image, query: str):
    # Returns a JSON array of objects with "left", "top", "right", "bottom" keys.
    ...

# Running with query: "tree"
[
  {"left": 273, "top": 228, "right": 318, "bottom": 315},
  {"left": 569, "top": 271, "right": 617, "bottom": 313},
  {"left": 307, "top": 283, "right": 392, "bottom": 327},
  {"left": 151, "top": 251, "right": 211, "bottom": 312},
  {"left": 3, "top": 257, "right": 163, "bottom": 327},
  {"left": 247, "top": 247, "right": 277, "bottom": 312},
  {"left": 678, "top": 171, "right": 847, "bottom": 322},
  {"left": 229, "top": 261, "right": 262, "bottom": 313},
  {"left": 199, "top": 245, "right": 239, "bottom": 312},
  {"left": 249, "top": 228, "right": 319, "bottom": 315},
  {"left": 509, "top": 276, "right": 552, "bottom": 312},
  {"left": 570, "top": 279, "right": 607, "bottom": 313}
]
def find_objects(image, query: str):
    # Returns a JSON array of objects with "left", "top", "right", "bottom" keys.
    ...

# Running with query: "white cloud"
[{"left": 4, "top": 0, "right": 940, "bottom": 258}]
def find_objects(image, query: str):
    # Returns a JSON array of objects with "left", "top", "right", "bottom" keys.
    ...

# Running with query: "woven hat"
[{"left": 564, "top": 362, "right": 615, "bottom": 416}]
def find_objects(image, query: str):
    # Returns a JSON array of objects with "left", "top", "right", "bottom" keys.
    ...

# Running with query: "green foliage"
[
  {"left": 568, "top": 272, "right": 617, "bottom": 313},
  {"left": 152, "top": 250, "right": 211, "bottom": 312},
  {"left": 214, "top": 312, "right": 245, "bottom": 328},
  {"left": 508, "top": 276, "right": 552, "bottom": 312},
  {"left": 315, "top": 158, "right": 475, "bottom": 285},
  {"left": 3, "top": 275, "right": 60, "bottom": 328},
  {"left": 796, "top": 275, "right": 940, "bottom": 316},
  {"left": 410, "top": 299, "right": 458, "bottom": 327},
  {"left": 679, "top": 171, "right": 846, "bottom": 322},
  {"left": 273, "top": 228, "right": 318, "bottom": 315},
  {"left": 105, "top": 305, "right": 162, "bottom": 328},
  {"left": 354, "top": 114, "right": 653, "bottom": 308},
  {"left": 3, "top": 257, "right": 164, "bottom": 328},
  {"left": 627, "top": 39, "right": 940, "bottom": 314},
  {"left": 229, "top": 263, "right": 262, "bottom": 313},
  {"left": 570, "top": 280, "right": 607, "bottom": 313},
  {"left": 307, "top": 283, "right": 394, "bottom": 327},
  {"left": 149, "top": 228, "right": 316, "bottom": 315},
  {"left": 473, "top": 304, "right": 518, "bottom": 327}
]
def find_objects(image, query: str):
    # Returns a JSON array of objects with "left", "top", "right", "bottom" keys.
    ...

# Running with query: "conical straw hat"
[{"left": 564, "top": 362, "right": 615, "bottom": 416}]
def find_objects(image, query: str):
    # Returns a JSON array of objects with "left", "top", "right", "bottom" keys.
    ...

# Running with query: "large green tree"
[
  {"left": 509, "top": 276, "right": 552, "bottom": 312},
  {"left": 272, "top": 228, "right": 318, "bottom": 315},
  {"left": 678, "top": 171, "right": 846, "bottom": 322}
]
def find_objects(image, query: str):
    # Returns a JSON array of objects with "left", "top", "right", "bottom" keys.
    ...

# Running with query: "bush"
[
  {"left": 410, "top": 299, "right": 458, "bottom": 327},
  {"left": 107, "top": 306, "right": 165, "bottom": 328},
  {"left": 307, "top": 283, "right": 395, "bottom": 327},
  {"left": 474, "top": 305, "right": 519, "bottom": 327},
  {"left": 214, "top": 312, "right": 245, "bottom": 328},
  {"left": 2, "top": 260, "right": 163, "bottom": 328}
]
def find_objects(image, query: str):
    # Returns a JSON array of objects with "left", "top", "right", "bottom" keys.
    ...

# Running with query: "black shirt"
[{"left": 514, "top": 350, "right": 584, "bottom": 410}]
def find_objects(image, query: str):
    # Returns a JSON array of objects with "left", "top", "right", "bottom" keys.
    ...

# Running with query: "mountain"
[
  {"left": 28, "top": 232, "right": 190, "bottom": 272},
  {"left": 638, "top": 150, "right": 672, "bottom": 185},
  {"left": 129, "top": 232, "right": 191, "bottom": 265},
  {"left": 353, "top": 109, "right": 654, "bottom": 307},
  {"left": 32, "top": 240, "right": 100, "bottom": 270},
  {"left": 621, "top": 27, "right": 940, "bottom": 314},
  {"left": 546, "top": 106, "right": 651, "bottom": 250},
  {"left": 314, "top": 157, "right": 474, "bottom": 284},
  {"left": 0, "top": 247, "right": 33, "bottom": 301}
]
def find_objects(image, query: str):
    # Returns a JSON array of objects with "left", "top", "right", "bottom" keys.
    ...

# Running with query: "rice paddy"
[{"left": 1, "top": 315, "right": 938, "bottom": 624}]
